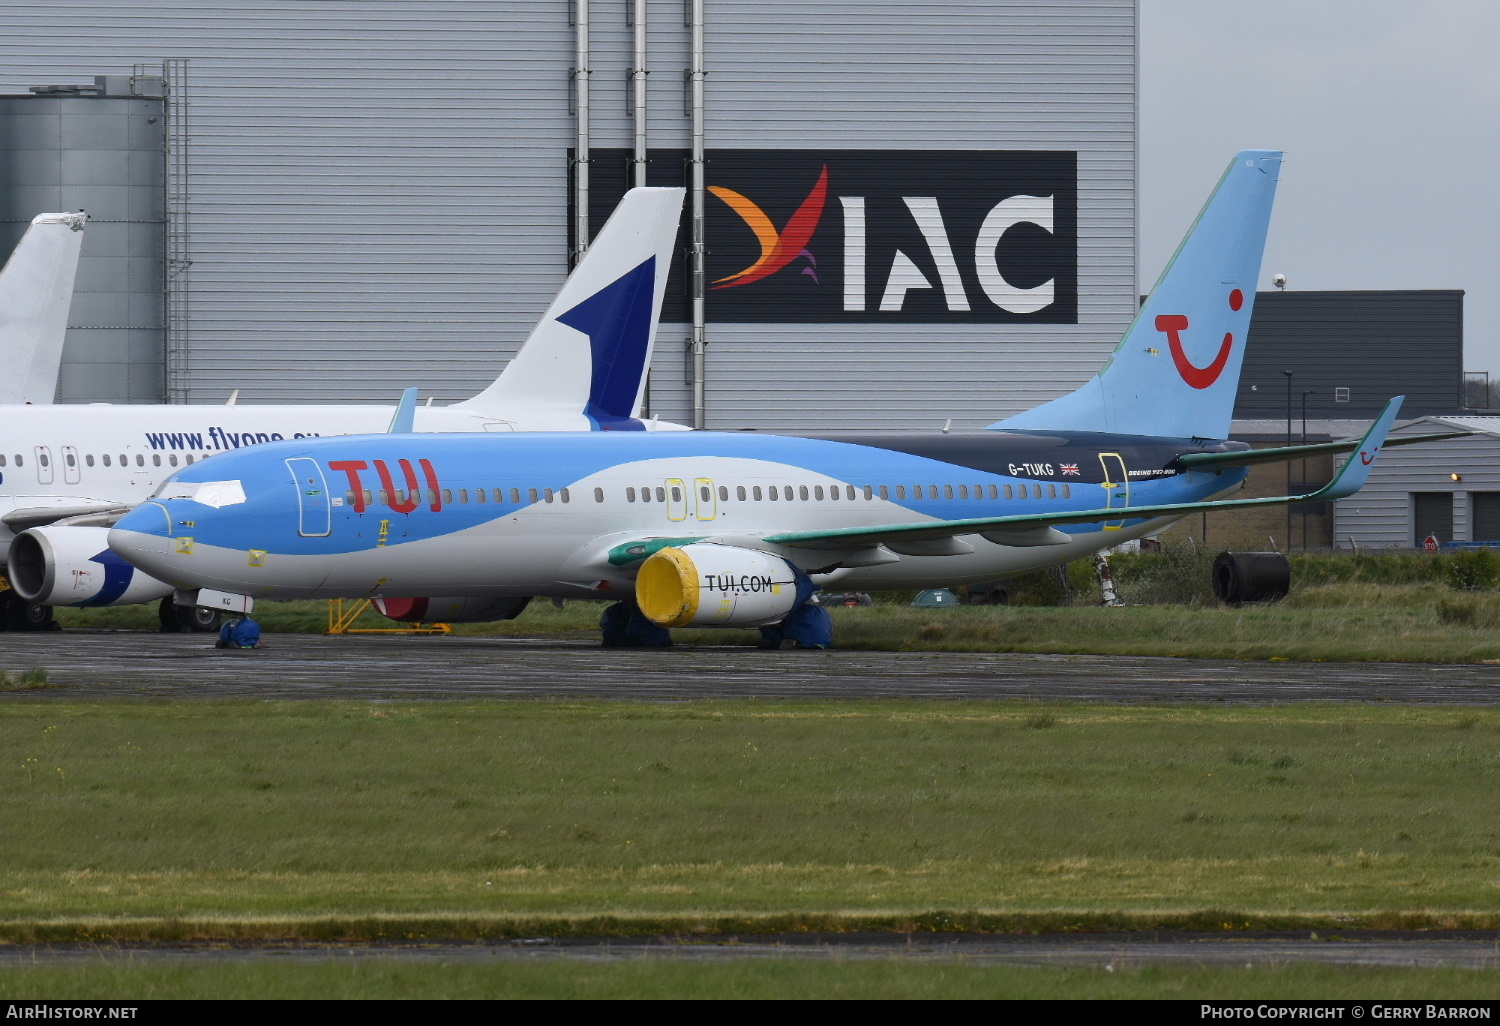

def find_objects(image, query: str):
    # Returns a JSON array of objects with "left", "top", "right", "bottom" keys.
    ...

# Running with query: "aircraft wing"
[
  {"left": 1177, "top": 431, "right": 1469, "bottom": 471},
  {"left": 762, "top": 397, "right": 1404, "bottom": 551}
]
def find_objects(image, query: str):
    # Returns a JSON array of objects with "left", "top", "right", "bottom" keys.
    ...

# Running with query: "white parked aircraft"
[
  {"left": 0, "top": 188, "right": 686, "bottom": 630},
  {"left": 0, "top": 211, "right": 88, "bottom": 405}
]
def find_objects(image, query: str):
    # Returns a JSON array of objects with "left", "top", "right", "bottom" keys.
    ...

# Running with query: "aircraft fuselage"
[{"left": 109, "top": 428, "right": 1251, "bottom": 599}]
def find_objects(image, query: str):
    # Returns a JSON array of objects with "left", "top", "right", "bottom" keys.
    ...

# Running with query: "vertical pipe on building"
[
  {"left": 573, "top": 0, "right": 591, "bottom": 263},
  {"left": 163, "top": 58, "right": 190, "bottom": 403},
  {"left": 688, "top": 0, "right": 707, "bottom": 428},
  {"left": 632, "top": 0, "right": 651, "bottom": 416},
  {"left": 632, "top": 0, "right": 648, "bottom": 188},
  {"left": 1282, "top": 369, "right": 1293, "bottom": 552}
]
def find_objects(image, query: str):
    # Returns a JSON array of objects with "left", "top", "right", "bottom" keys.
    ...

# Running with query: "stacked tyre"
[{"left": 1212, "top": 551, "right": 1290, "bottom": 605}]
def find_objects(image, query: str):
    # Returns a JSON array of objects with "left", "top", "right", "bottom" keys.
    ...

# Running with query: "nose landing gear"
[{"left": 158, "top": 596, "right": 223, "bottom": 634}]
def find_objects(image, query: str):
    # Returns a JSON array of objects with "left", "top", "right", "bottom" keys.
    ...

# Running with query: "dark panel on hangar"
[{"left": 1234, "top": 290, "right": 1464, "bottom": 419}]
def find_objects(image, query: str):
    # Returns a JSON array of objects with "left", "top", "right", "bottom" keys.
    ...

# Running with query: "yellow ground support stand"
[{"left": 324, "top": 598, "right": 452, "bottom": 635}]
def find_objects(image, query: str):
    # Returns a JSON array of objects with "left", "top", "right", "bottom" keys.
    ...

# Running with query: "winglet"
[
  {"left": 1309, "top": 395, "right": 1402, "bottom": 501},
  {"left": 388, "top": 387, "right": 418, "bottom": 433}
]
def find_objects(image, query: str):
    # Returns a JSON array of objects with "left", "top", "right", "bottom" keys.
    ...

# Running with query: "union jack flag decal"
[{"left": 1060, "top": 463, "right": 1080, "bottom": 476}]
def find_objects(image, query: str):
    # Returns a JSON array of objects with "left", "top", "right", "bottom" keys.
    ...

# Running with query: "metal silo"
[{"left": 0, "top": 74, "right": 166, "bottom": 403}]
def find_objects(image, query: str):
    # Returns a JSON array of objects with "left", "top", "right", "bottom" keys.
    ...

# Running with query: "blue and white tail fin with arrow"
[
  {"left": 0, "top": 212, "right": 88, "bottom": 406},
  {"left": 454, "top": 187, "right": 685, "bottom": 429},
  {"left": 993, "top": 150, "right": 1282, "bottom": 440}
]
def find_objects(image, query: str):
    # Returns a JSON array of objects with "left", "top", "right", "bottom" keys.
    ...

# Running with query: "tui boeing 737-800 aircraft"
[
  {"left": 0, "top": 187, "right": 685, "bottom": 630},
  {"left": 95, "top": 151, "right": 1455, "bottom": 648}
]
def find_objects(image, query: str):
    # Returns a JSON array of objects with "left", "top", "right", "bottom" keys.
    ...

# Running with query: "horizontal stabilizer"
[
  {"left": 1177, "top": 430, "right": 1468, "bottom": 471},
  {"left": 765, "top": 397, "right": 1403, "bottom": 551}
]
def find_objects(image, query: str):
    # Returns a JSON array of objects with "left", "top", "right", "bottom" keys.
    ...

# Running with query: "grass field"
[
  {"left": 56, "top": 581, "right": 1500, "bottom": 662},
  {"left": 3, "top": 699, "right": 1499, "bottom": 940},
  {"left": 2, "top": 960, "right": 1496, "bottom": 1000}
]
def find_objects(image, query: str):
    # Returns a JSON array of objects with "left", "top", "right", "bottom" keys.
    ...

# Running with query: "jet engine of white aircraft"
[
  {"left": 633, "top": 544, "right": 805, "bottom": 628},
  {"left": 372, "top": 595, "right": 531, "bottom": 624},
  {"left": 9, "top": 525, "right": 174, "bottom": 608}
]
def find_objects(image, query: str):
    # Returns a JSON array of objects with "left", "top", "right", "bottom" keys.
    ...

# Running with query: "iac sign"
[
  {"left": 580, "top": 148, "right": 1077, "bottom": 324},
  {"left": 839, "top": 194, "right": 1056, "bottom": 315}
]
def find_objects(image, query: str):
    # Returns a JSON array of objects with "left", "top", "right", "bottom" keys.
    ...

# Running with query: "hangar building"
[
  {"left": 0, "top": 1, "right": 1138, "bottom": 429},
  {"left": 1334, "top": 418, "right": 1500, "bottom": 550}
]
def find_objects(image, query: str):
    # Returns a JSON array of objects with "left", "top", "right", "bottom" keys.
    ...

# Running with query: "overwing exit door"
[
  {"left": 62, "top": 445, "right": 81, "bottom": 485},
  {"left": 665, "top": 478, "right": 688, "bottom": 521},
  {"left": 693, "top": 477, "right": 717, "bottom": 520},
  {"left": 33, "top": 446, "right": 53, "bottom": 486}
]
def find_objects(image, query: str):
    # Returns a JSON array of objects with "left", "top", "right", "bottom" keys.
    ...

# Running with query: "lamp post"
[
  {"left": 1283, "top": 370, "right": 1293, "bottom": 552},
  {"left": 1301, "top": 389, "right": 1314, "bottom": 550}
]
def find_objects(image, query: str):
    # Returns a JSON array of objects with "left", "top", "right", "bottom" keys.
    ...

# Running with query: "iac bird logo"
[
  {"left": 708, "top": 165, "right": 829, "bottom": 288},
  {"left": 1154, "top": 289, "right": 1244, "bottom": 389}
]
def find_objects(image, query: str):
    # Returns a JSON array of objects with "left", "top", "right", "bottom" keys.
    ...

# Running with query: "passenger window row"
[
  {"left": 620, "top": 481, "right": 1070, "bottom": 502},
  {"left": 0, "top": 451, "right": 198, "bottom": 470},
  {"left": 338, "top": 478, "right": 1073, "bottom": 512},
  {"left": 341, "top": 486, "right": 576, "bottom": 509}
]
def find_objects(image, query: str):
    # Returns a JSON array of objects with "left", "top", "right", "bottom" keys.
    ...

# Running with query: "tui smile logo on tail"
[
  {"left": 1154, "top": 289, "right": 1243, "bottom": 389},
  {"left": 708, "top": 166, "right": 829, "bottom": 289}
]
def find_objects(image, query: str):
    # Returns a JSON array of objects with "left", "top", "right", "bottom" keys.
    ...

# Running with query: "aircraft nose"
[{"left": 108, "top": 501, "right": 182, "bottom": 582}]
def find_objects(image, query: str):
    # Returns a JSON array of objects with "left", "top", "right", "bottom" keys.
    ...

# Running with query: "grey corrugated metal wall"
[
  {"left": 0, "top": 1, "right": 1136, "bottom": 428},
  {"left": 1333, "top": 418, "right": 1500, "bottom": 549}
]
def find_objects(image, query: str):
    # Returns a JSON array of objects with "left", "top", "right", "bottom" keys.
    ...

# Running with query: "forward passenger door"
[{"left": 286, "top": 457, "right": 332, "bottom": 538}]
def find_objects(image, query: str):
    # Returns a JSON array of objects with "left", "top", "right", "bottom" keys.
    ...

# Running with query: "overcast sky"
[{"left": 1140, "top": 0, "right": 1500, "bottom": 373}]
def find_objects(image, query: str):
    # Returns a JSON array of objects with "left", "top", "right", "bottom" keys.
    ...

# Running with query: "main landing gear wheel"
[
  {"left": 158, "top": 597, "right": 223, "bottom": 634},
  {"left": 599, "top": 601, "right": 673, "bottom": 648},
  {"left": 2, "top": 591, "right": 57, "bottom": 632},
  {"left": 757, "top": 602, "right": 833, "bottom": 650}
]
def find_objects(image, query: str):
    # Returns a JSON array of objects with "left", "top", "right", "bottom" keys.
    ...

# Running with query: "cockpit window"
[{"left": 152, "top": 479, "right": 247, "bottom": 507}]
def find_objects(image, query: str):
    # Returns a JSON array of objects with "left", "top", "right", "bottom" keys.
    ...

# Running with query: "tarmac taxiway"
[{"left": 2, "top": 630, "right": 1499, "bottom": 703}]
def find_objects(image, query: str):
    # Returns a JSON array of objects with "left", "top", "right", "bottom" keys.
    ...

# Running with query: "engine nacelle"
[
  {"left": 372, "top": 595, "right": 532, "bottom": 624},
  {"left": 635, "top": 543, "right": 806, "bottom": 628},
  {"left": 8, "top": 525, "right": 175, "bottom": 607}
]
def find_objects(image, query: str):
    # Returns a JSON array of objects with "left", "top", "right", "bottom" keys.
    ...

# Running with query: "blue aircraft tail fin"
[{"left": 993, "top": 150, "right": 1282, "bottom": 440}]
